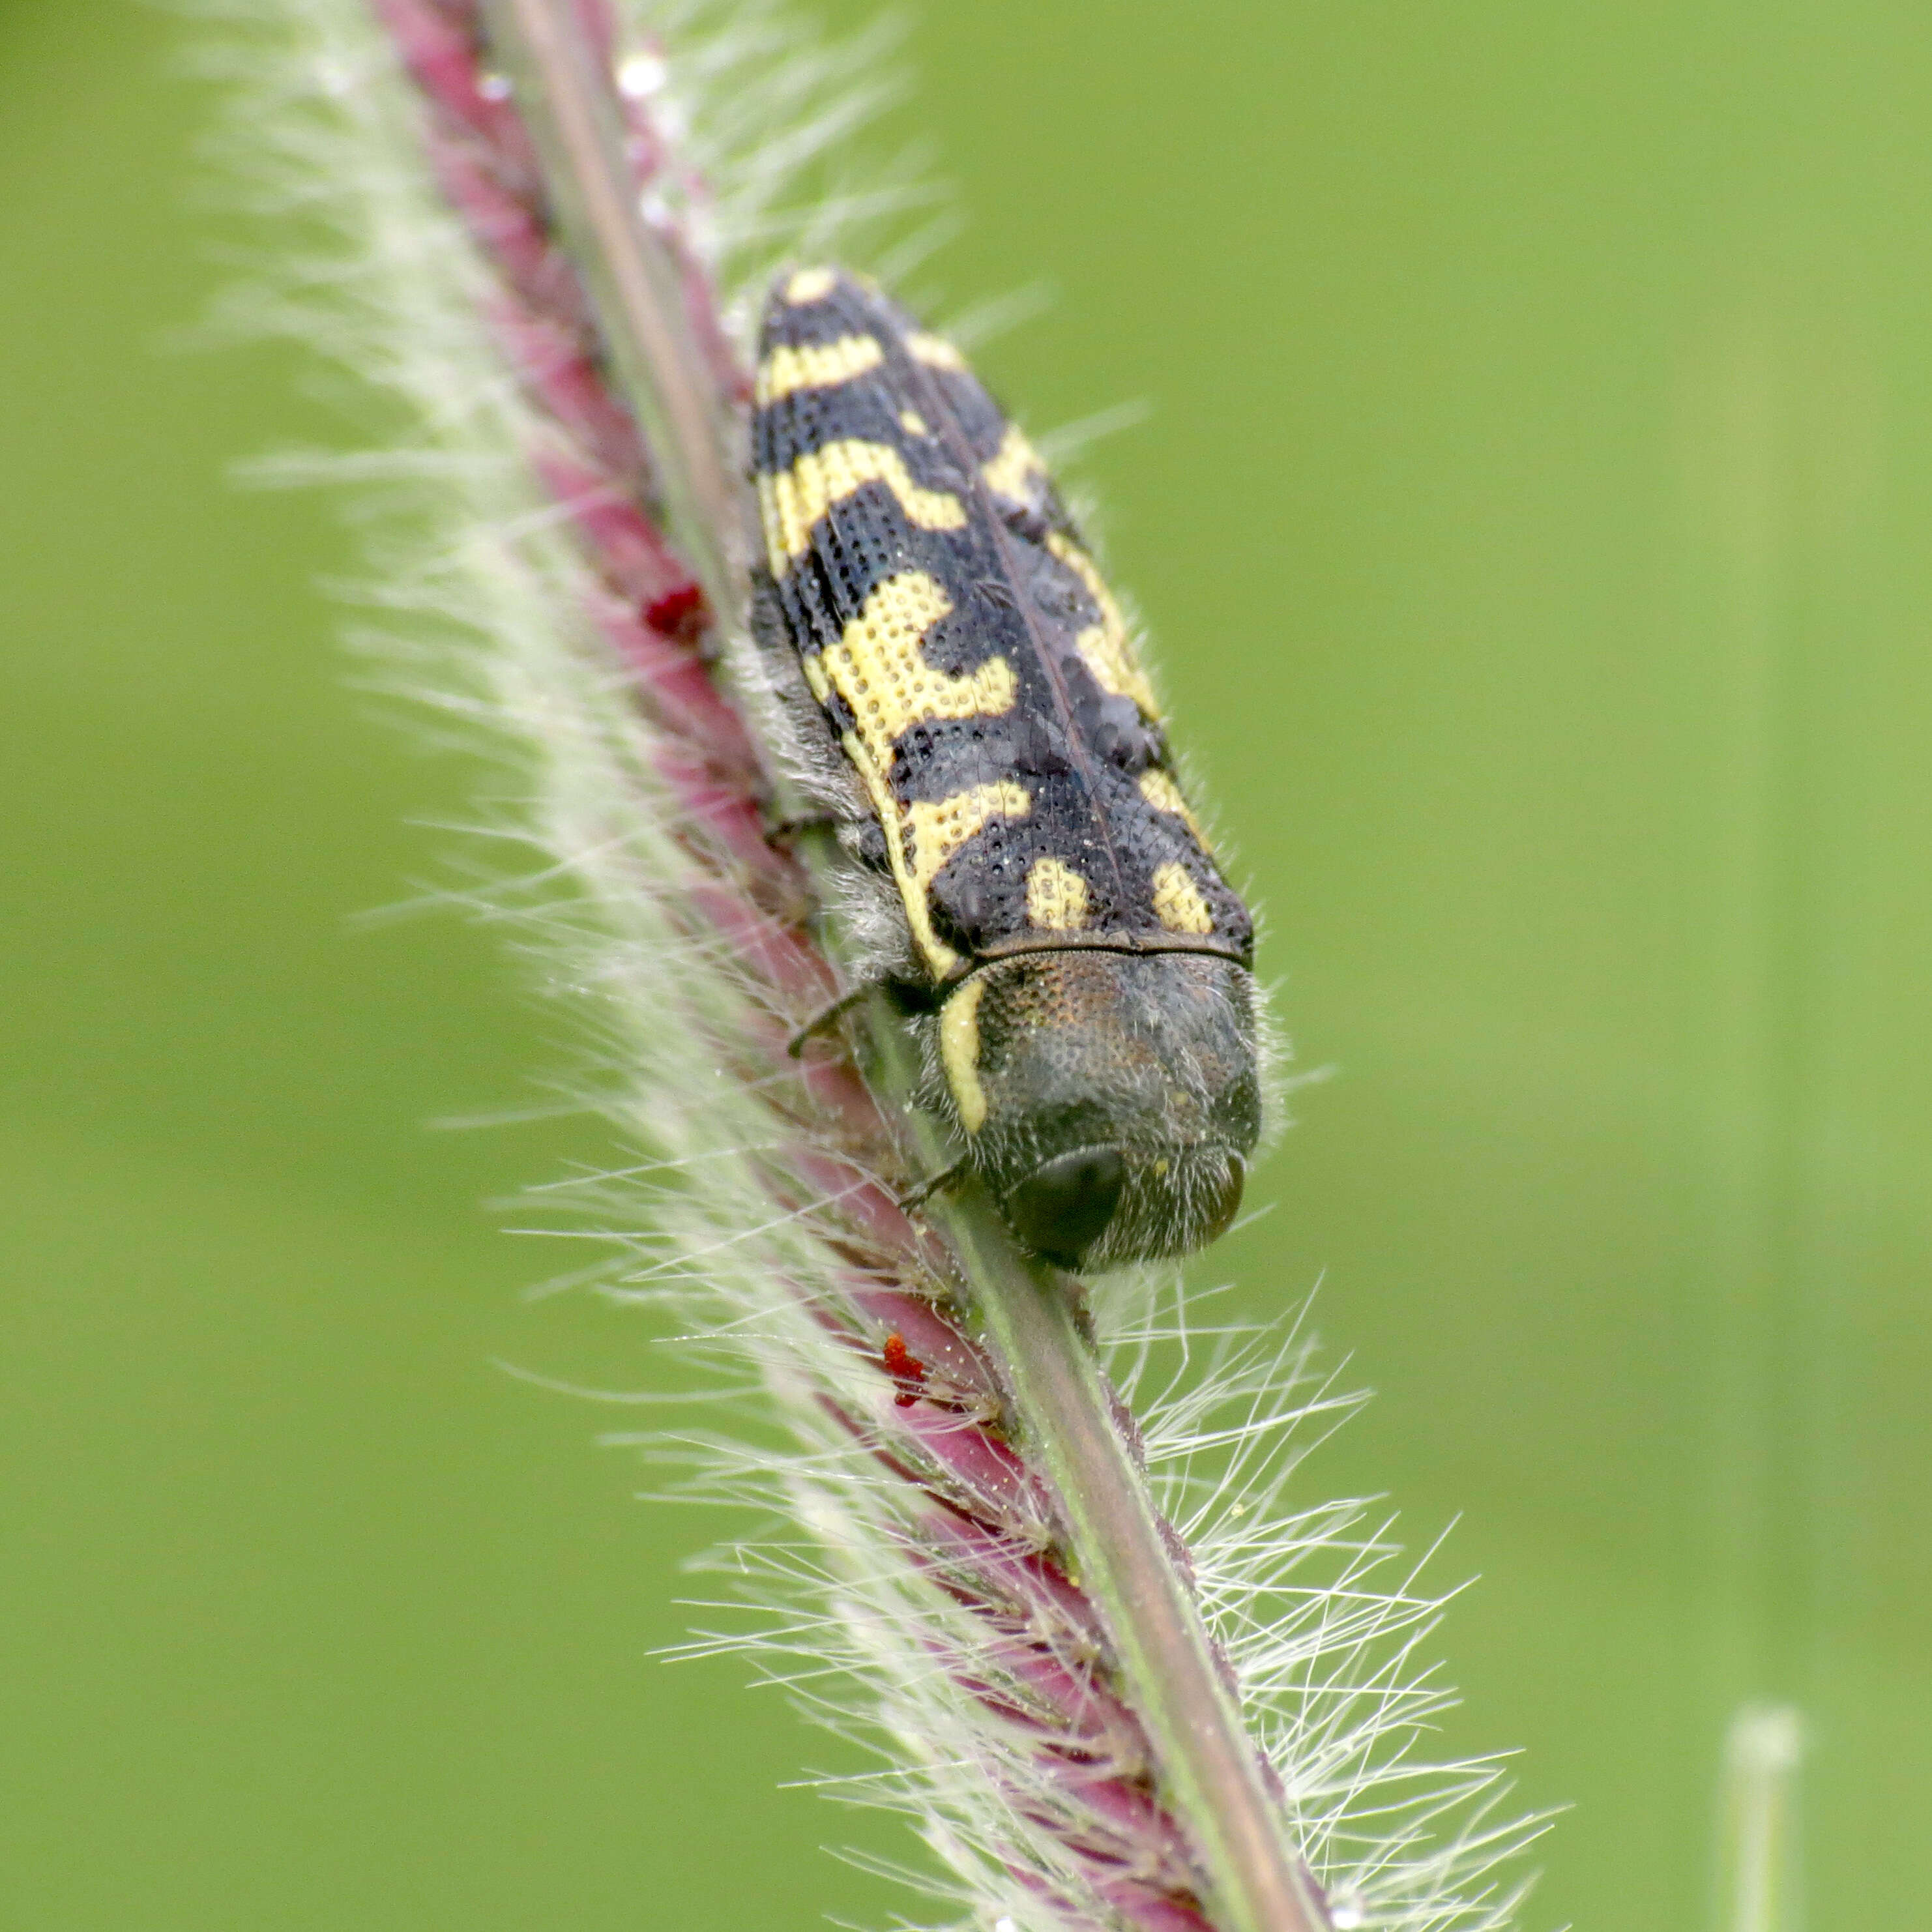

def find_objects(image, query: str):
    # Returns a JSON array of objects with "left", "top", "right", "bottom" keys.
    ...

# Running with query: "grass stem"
[{"left": 472, "top": 5, "right": 1332, "bottom": 1924}]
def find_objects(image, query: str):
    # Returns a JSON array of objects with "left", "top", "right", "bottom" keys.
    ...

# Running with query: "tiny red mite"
[{"left": 882, "top": 1331, "right": 929, "bottom": 1405}]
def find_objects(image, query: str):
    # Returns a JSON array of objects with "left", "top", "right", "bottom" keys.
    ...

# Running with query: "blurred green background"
[{"left": 5, "top": 1, "right": 1927, "bottom": 1925}]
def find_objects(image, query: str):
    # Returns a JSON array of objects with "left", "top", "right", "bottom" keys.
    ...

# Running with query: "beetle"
[{"left": 749, "top": 267, "right": 1262, "bottom": 1270}]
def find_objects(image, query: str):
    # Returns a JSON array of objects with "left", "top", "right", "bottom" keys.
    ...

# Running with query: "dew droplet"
[
  {"left": 617, "top": 51, "right": 666, "bottom": 98},
  {"left": 476, "top": 70, "right": 512, "bottom": 102},
  {"left": 314, "top": 57, "right": 353, "bottom": 98}
]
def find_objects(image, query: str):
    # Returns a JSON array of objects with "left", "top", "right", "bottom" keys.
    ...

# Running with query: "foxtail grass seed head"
[
  {"left": 203, "top": 0, "right": 1549, "bottom": 1925},
  {"left": 1718, "top": 1704, "right": 1805, "bottom": 1932}
]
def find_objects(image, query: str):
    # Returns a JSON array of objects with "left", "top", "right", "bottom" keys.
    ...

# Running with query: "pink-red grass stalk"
[{"left": 368, "top": 2, "right": 1326, "bottom": 1925}]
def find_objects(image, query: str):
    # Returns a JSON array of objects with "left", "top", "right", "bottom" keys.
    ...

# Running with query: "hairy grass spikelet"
[{"left": 199, "top": 1, "right": 1550, "bottom": 1925}]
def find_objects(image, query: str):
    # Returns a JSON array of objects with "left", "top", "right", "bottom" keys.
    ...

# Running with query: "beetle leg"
[
  {"left": 895, "top": 1154, "right": 970, "bottom": 1216},
  {"left": 785, "top": 980, "right": 875, "bottom": 1057}
]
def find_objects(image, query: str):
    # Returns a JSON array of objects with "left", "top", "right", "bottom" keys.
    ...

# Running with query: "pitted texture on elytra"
[{"left": 752, "top": 267, "right": 1251, "bottom": 984}]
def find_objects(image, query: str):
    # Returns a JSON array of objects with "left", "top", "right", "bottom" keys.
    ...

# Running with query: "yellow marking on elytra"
[
  {"left": 1046, "top": 531, "right": 1161, "bottom": 719},
  {"left": 982, "top": 422, "right": 1044, "bottom": 504},
  {"left": 817, "top": 572, "right": 1017, "bottom": 752},
  {"left": 755, "top": 334, "right": 884, "bottom": 403},
  {"left": 783, "top": 266, "right": 838, "bottom": 304},
  {"left": 939, "top": 976, "right": 990, "bottom": 1133},
  {"left": 908, "top": 783, "right": 1032, "bottom": 894},
  {"left": 907, "top": 331, "right": 967, "bottom": 372},
  {"left": 838, "top": 743, "right": 1029, "bottom": 976},
  {"left": 1151, "top": 862, "right": 1215, "bottom": 936},
  {"left": 808, "top": 571, "right": 1025, "bottom": 974},
  {"left": 899, "top": 408, "right": 929, "bottom": 435},
  {"left": 761, "top": 441, "right": 967, "bottom": 565},
  {"left": 836, "top": 729, "right": 960, "bottom": 973},
  {"left": 1138, "top": 768, "right": 1209, "bottom": 847},
  {"left": 754, "top": 469, "right": 784, "bottom": 574},
  {"left": 1025, "top": 855, "right": 1091, "bottom": 931}
]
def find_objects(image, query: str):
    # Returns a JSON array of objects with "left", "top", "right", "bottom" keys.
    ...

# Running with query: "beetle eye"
[
  {"left": 1003, "top": 1147, "right": 1127, "bottom": 1268},
  {"left": 1201, "top": 1158, "right": 1246, "bottom": 1244}
]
